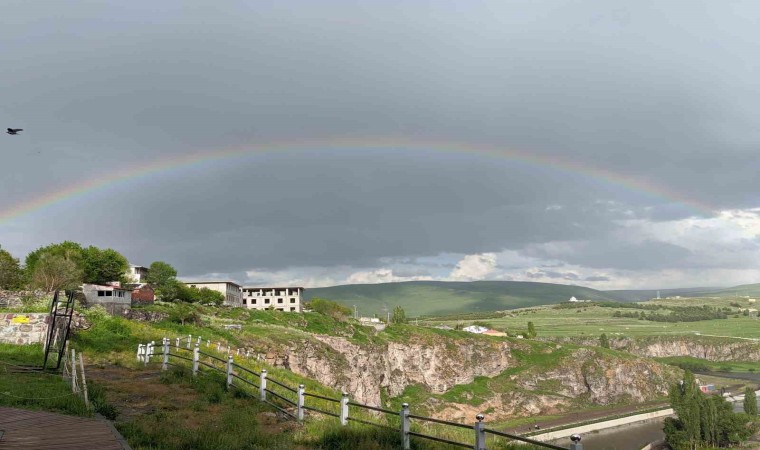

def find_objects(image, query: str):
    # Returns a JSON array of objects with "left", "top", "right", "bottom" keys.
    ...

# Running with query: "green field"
[
  {"left": 424, "top": 302, "right": 760, "bottom": 339},
  {"left": 305, "top": 280, "right": 623, "bottom": 317}
]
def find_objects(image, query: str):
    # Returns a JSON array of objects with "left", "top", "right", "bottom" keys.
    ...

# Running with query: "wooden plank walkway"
[{"left": 0, "top": 407, "right": 127, "bottom": 449}]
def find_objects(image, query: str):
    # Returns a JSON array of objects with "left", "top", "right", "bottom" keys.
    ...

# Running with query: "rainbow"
[{"left": 0, "top": 137, "right": 714, "bottom": 224}]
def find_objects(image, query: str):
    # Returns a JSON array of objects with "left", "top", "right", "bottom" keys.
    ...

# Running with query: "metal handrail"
[
  {"left": 232, "top": 363, "right": 260, "bottom": 378},
  {"left": 267, "top": 377, "right": 297, "bottom": 393},
  {"left": 303, "top": 392, "right": 341, "bottom": 403},
  {"left": 409, "top": 414, "right": 473, "bottom": 430},
  {"left": 346, "top": 416, "right": 397, "bottom": 431},
  {"left": 266, "top": 389, "right": 297, "bottom": 406},
  {"left": 407, "top": 431, "right": 471, "bottom": 448},
  {"left": 303, "top": 405, "right": 340, "bottom": 418},
  {"left": 348, "top": 402, "right": 396, "bottom": 415},
  {"left": 231, "top": 373, "right": 259, "bottom": 389},
  {"left": 484, "top": 428, "right": 568, "bottom": 450}
]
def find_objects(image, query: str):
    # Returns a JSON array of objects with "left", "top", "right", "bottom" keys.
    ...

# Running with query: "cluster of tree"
[
  {"left": 664, "top": 371, "right": 756, "bottom": 449},
  {"left": 0, "top": 241, "right": 130, "bottom": 292},
  {"left": 599, "top": 333, "right": 610, "bottom": 348},
  {"left": 612, "top": 306, "right": 727, "bottom": 322},
  {"left": 526, "top": 321, "right": 537, "bottom": 338},
  {"left": 391, "top": 306, "right": 407, "bottom": 324},
  {"left": 144, "top": 261, "right": 223, "bottom": 305}
]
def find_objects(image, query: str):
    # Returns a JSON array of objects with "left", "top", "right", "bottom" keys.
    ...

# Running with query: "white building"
[
  {"left": 568, "top": 296, "right": 579, "bottom": 302},
  {"left": 82, "top": 283, "right": 132, "bottom": 313},
  {"left": 129, "top": 264, "right": 149, "bottom": 283},
  {"left": 462, "top": 325, "right": 489, "bottom": 334},
  {"left": 241, "top": 286, "right": 304, "bottom": 312},
  {"left": 185, "top": 281, "right": 243, "bottom": 307}
]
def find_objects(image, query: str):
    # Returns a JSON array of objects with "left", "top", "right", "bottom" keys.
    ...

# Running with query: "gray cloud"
[{"left": 1, "top": 1, "right": 759, "bottom": 287}]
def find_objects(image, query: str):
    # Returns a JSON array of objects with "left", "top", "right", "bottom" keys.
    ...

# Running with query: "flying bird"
[{"left": 6, "top": 128, "right": 23, "bottom": 135}]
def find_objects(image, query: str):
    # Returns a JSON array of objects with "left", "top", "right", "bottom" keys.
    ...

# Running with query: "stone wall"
[{"left": 0, "top": 313, "right": 51, "bottom": 345}]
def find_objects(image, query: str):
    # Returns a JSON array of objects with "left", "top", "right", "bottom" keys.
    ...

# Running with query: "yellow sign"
[{"left": 11, "top": 316, "right": 30, "bottom": 324}]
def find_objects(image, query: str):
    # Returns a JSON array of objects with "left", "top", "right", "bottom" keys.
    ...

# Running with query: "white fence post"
[
  {"left": 143, "top": 343, "right": 149, "bottom": 367},
  {"left": 187, "top": 334, "right": 192, "bottom": 349},
  {"left": 207, "top": 339, "right": 210, "bottom": 347},
  {"left": 260, "top": 369, "right": 267, "bottom": 401},
  {"left": 196, "top": 336, "right": 202, "bottom": 346},
  {"left": 162, "top": 338, "right": 169, "bottom": 371},
  {"left": 71, "top": 348, "right": 78, "bottom": 393},
  {"left": 192, "top": 344, "right": 200, "bottom": 376},
  {"left": 474, "top": 414, "right": 486, "bottom": 450},
  {"left": 176, "top": 337, "right": 180, "bottom": 348},
  {"left": 340, "top": 392, "right": 349, "bottom": 426},
  {"left": 137, "top": 344, "right": 144, "bottom": 362},
  {"left": 400, "top": 403, "right": 410, "bottom": 450},
  {"left": 226, "top": 356, "right": 234, "bottom": 387},
  {"left": 297, "top": 384, "right": 305, "bottom": 421}
]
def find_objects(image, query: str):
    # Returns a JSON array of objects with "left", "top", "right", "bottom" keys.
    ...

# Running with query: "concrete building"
[
  {"left": 129, "top": 264, "right": 149, "bottom": 283},
  {"left": 130, "top": 284, "right": 155, "bottom": 305},
  {"left": 82, "top": 283, "right": 132, "bottom": 313},
  {"left": 185, "top": 281, "right": 243, "bottom": 307},
  {"left": 241, "top": 286, "right": 304, "bottom": 312}
]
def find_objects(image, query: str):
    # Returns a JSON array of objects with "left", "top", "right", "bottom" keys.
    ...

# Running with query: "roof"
[
  {"left": 82, "top": 283, "right": 132, "bottom": 291},
  {"left": 183, "top": 280, "right": 242, "bottom": 287},
  {"left": 242, "top": 286, "right": 305, "bottom": 291}
]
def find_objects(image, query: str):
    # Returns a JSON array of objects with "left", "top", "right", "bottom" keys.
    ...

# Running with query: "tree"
[
  {"left": 599, "top": 333, "right": 610, "bottom": 349},
  {"left": 30, "top": 253, "right": 82, "bottom": 292},
  {"left": 81, "top": 246, "right": 129, "bottom": 285},
  {"left": 308, "top": 298, "right": 351, "bottom": 319},
  {"left": 145, "top": 261, "right": 177, "bottom": 289},
  {"left": 527, "top": 321, "right": 536, "bottom": 338},
  {"left": 196, "top": 287, "right": 224, "bottom": 306},
  {"left": 25, "top": 241, "right": 84, "bottom": 278},
  {"left": 744, "top": 387, "right": 757, "bottom": 416},
  {"left": 0, "top": 247, "right": 24, "bottom": 290},
  {"left": 668, "top": 371, "right": 702, "bottom": 449},
  {"left": 391, "top": 306, "right": 407, "bottom": 324}
]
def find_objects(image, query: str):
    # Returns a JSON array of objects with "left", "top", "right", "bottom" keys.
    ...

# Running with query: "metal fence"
[{"left": 138, "top": 336, "right": 584, "bottom": 450}]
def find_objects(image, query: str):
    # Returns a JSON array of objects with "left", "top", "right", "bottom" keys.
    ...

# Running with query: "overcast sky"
[{"left": 1, "top": 1, "right": 758, "bottom": 290}]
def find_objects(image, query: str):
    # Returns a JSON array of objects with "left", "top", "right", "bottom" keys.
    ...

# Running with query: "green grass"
[
  {"left": 425, "top": 303, "right": 760, "bottom": 339},
  {"left": 655, "top": 356, "right": 760, "bottom": 373},
  {"left": 0, "top": 343, "right": 90, "bottom": 416}
]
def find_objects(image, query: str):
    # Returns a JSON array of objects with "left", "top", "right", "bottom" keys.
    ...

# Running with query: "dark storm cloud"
[{"left": 1, "top": 1, "right": 759, "bottom": 283}]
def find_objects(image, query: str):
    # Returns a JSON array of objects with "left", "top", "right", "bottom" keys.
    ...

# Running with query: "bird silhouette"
[{"left": 6, "top": 128, "right": 23, "bottom": 135}]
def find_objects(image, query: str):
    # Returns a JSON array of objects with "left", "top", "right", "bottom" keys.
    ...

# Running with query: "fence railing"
[
  {"left": 61, "top": 346, "right": 91, "bottom": 410},
  {"left": 138, "top": 336, "right": 584, "bottom": 450}
]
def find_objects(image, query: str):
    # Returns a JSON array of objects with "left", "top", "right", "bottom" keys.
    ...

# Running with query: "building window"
[
  {"left": 98, "top": 291, "right": 105, "bottom": 297},
  {"left": 265, "top": 299, "right": 270, "bottom": 304},
  {"left": 252, "top": 299, "right": 256, "bottom": 304},
  {"left": 243, "top": 299, "right": 247, "bottom": 305},
  {"left": 106, "top": 291, "right": 113, "bottom": 297},
  {"left": 290, "top": 298, "right": 296, "bottom": 303},
  {"left": 277, "top": 298, "right": 283, "bottom": 304},
  {"left": 290, "top": 307, "right": 296, "bottom": 311},
  {"left": 277, "top": 308, "right": 283, "bottom": 311}
]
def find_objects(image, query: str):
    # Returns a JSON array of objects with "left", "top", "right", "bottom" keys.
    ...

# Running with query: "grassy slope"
[
  {"left": 424, "top": 301, "right": 760, "bottom": 339},
  {"left": 305, "top": 280, "right": 622, "bottom": 317},
  {"left": 605, "top": 283, "right": 760, "bottom": 302}
]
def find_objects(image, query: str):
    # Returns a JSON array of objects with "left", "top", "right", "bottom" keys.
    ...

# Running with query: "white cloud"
[
  {"left": 448, "top": 253, "right": 498, "bottom": 281},
  {"left": 345, "top": 268, "right": 433, "bottom": 284}
]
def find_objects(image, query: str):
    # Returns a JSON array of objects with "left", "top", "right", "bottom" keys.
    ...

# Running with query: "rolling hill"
[{"left": 304, "top": 280, "right": 622, "bottom": 317}]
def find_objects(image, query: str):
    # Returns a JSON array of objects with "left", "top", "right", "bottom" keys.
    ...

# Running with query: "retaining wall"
[
  {"left": 531, "top": 408, "right": 674, "bottom": 442},
  {"left": 0, "top": 313, "right": 51, "bottom": 345}
]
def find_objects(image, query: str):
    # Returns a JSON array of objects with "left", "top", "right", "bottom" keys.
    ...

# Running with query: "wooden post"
[
  {"left": 340, "top": 392, "right": 349, "bottom": 426},
  {"left": 192, "top": 344, "right": 200, "bottom": 376},
  {"left": 400, "top": 403, "right": 410, "bottom": 450},
  {"left": 297, "top": 385, "right": 305, "bottom": 421},
  {"left": 474, "top": 414, "right": 486, "bottom": 450},
  {"left": 260, "top": 370, "right": 267, "bottom": 401},
  {"left": 79, "top": 353, "right": 90, "bottom": 410}
]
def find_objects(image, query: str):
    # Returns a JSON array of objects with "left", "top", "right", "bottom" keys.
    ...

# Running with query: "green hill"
[
  {"left": 603, "top": 287, "right": 722, "bottom": 302},
  {"left": 304, "top": 280, "right": 621, "bottom": 317}
]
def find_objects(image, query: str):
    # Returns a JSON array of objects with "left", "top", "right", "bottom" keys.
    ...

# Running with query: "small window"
[
  {"left": 277, "top": 298, "right": 283, "bottom": 304},
  {"left": 252, "top": 299, "right": 257, "bottom": 304},
  {"left": 98, "top": 291, "right": 105, "bottom": 297},
  {"left": 290, "top": 307, "right": 296, "bottom": 311},
  {"left": 105, "top": 291, "right": 113, "bottom": 297},
  {"left": 290, "top": 298, "right": 296, "bottom": 303},
  {"left": 265, "top": 299, "right": 270, "bottom": 304},
  {"left": 243, "top": 299, "right": 247, "bottom": 305}
]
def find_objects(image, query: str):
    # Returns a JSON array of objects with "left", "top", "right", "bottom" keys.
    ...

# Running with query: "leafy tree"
[
  {"left": 196, "top": 287, "right": 224, "bottom": 306},
  {"left": 599, "top": 333, "right": 610, "bottom": 349},
  {"left": 744, "top": 387, "right": 757, "bottom": 416},
  {"left": 526, "top": 321, "right": 536, "bottom": 338},
  {"left": 81, "top": 246, "right": 129, "bottom": 285},
  {"left": 169, "top": 302, "right": 201, "bottom": 326},
  {"left": 0, "top": 246, "right": 24, "bottom": 290},
  {"left": 308, "top": 298, "right": 351, "bottom": 319},
  {"left": 30, "top": 253, "right": 82, "bottom": 292},
  {"left": 25, "top": 241, "right": 84, "bottom": 277},
  {"left": 668, "top": 371, "right": 702, "bottom": 449},
  {"left": 145, "top": 261, "right": 178, "bottom": 288},
  {"left": 391, "top": 305, "right": 407, "bottom": 324}
]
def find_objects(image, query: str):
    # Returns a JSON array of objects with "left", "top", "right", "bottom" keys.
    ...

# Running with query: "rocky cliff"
[
  {"left": 254, "top": 330, "right": 679, "bottom": 420},
  {"left": 548, "top": 336, "right": 760, "bottom": 362}
]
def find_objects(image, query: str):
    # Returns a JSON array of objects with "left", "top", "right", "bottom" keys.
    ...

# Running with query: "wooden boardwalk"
[{"left": 0, "top": 407, "right": 128, "bottom": 449}]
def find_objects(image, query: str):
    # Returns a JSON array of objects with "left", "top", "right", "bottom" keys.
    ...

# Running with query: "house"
[
  {"left": 185, "top": 281, "right": 243, "bottom": 307},
  {"left": 129, "top": 264, "right": 149, "bottom": 283},
  {"left": 462, "top": 325, "right": 489, "bottom": 334},
  {"left": 241, "top": 286, "right": 304, "bottom": 312},
  {"left": 130, "top": 283, "right": 155, "bottom": 305},
  {"left": 568, "top": 296, "right": 579, "bottom": 302},
  {"left": 82, "top": 283, "right": 132, "bottom": 313}
]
